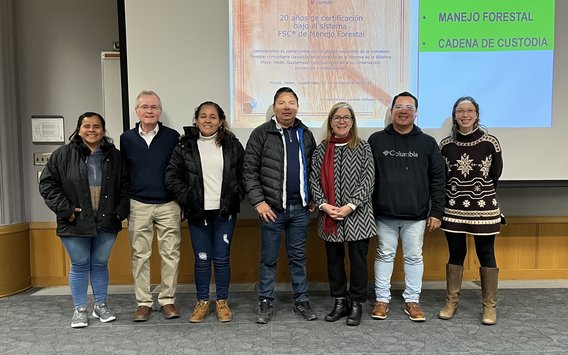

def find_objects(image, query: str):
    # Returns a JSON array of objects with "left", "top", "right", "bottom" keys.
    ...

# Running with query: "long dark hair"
[
  {"left": 193, "top": 101, "right": 233, "bottom": 146},
  {"left": 68, "top": 112, "right": 113, "bottom": 144},
  {"left": 450, "top": 96, "right": 486, "bottom": 140}
]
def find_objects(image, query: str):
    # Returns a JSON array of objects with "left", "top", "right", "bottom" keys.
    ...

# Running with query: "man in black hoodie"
[{"left": 367, "top": 92, "right": 445, "bottom": 323}]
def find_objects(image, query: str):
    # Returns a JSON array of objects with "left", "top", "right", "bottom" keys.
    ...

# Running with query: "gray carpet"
[{"left": 1, "top": 284, "right": 567, "bottom": 354}]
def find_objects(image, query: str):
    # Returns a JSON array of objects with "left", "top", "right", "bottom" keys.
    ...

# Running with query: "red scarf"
[{"left": 321, "top": 134, "right": 351, "bottom": 235}]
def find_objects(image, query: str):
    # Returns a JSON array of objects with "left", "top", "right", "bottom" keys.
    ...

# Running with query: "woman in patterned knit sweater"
[
  {"left": 310, "top": 102, "right": 377, "bottom": 326},
  {"left": 438, "top": 96, "right": 503, "bottom": 325}
]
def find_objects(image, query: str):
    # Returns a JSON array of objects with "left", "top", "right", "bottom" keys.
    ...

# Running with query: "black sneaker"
[
  {"left": 256, "top": 299, "right": 273, "bottom": 324},
  {"left": 294, "top": 300, "right": 317, "bottom": 321}
]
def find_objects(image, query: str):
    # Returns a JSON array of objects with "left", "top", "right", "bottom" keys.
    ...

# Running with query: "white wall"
[
  {"left": 13, "top": 0, "right": 568, "bottom": 221},
  {"left": 15, "top": 0, "right": 119, "bottom": 221}
]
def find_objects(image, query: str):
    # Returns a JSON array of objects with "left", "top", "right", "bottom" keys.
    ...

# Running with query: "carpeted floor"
[{"left": 1, "top": 282, "right": 567, "bottom": 354}]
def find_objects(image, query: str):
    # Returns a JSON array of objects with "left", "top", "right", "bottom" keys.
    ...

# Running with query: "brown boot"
[
  {"left": 216, "top": 299, "right": 233, "bottom": 322},
  {"left": 480, "top": 267, "right": 499, "bottom": 325},
  {"left": 189, "top": 300, "right": 209, "bottom": 323},
  {"left": 439, "top": 264, "right": 463, "bottom": 320}
]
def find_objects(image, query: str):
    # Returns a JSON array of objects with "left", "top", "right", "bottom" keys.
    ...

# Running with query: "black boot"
[
  {"left": 325, "top": 297, "right": 349, "bottom": 322},
  {"left": 346, "top": 301, "right": 362, "bottom": 326}
]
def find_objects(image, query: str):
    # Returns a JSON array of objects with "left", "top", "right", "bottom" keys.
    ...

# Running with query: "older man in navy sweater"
[{"left": 120, "top": 90, "right": 181, "bottom": 322}]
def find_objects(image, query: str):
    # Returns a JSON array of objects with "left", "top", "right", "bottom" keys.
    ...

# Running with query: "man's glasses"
[
  {"left": 393, "top": 104, "right": 415, "bottom": 111},
  {"left": 137, "top": 105, "right": 161, "bottom": 111}
]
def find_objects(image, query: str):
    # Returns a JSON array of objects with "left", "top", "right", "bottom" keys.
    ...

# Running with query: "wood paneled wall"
[
  {"left": 26, "top": 217, "right": 568, "bottom": 287},
  {"left": 0, "top": 223, "right": 32, "bottom": 297}
]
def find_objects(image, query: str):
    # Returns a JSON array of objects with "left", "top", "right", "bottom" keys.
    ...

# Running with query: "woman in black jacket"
[
  {"left": 166, "top": 101, "right": 245, "bottom": 323},
  {"left": 39, "top": 112, "right": 129, "bottom": 328}
]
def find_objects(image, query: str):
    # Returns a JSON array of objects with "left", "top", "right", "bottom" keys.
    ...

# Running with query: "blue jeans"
[
  {"left": 59, "top": 230, "right": 117, "bottom": 308},
  {"left": 188, "top": 213, "right": 236, "bottom": 300},
  {"left": 258, "top": 203, "right": 310, "bottom": 302},
  {"left": 374, "top": 219, "right": 426, "bottom": 303}
]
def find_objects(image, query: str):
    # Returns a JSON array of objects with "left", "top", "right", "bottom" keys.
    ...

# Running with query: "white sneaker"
[
  {"left": 71, "top": 307, "right": 88, "bottom": 328},
  {"left": 92, "top": 303, "right": 116, "bottom": 323}
]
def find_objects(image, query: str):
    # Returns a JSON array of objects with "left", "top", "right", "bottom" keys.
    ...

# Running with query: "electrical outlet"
[{"left": 33, "top": 152, "right": 51, "bottom": 166}]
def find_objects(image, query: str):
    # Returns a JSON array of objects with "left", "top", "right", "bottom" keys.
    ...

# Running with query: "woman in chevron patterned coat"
[{"left": 310, "top": 102, "right": 377, "bottom": 326}]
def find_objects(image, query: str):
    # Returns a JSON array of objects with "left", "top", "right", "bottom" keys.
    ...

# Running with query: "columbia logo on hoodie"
[{"left": 382, "top": 150, "right": 419, "bottom": 158}]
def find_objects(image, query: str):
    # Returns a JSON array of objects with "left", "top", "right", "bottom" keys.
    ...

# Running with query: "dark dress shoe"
[
  {"left": 325, "top": 297, "right": 350, "bottom": 322},
  {"left": 162, "top": 304, "right": 180, "bottom": 319},
  {"left": 346, "top": 301, "right": 362, "bottom": 326},
  {"left": 132, "top": 306, "right": 152, "bottom": 322}
]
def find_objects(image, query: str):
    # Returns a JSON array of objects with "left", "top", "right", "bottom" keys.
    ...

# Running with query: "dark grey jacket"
[{"left": 243, "top": 118, "right": 316, "bottom": 211}]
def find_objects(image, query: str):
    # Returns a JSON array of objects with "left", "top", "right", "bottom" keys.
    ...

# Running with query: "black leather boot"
[
  {"left": 346, "top": 301, "right": 362, "bottom": 326},
  {"left": 325, "top": 297, "right": 349, "bottom": 322}
]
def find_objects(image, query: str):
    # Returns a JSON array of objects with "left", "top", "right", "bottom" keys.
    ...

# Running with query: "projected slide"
[
  {"left": 230, "top": 0, "right": 555, "bottom": 129},
  {"left": 418, "top": 0, "right": 555, "bottom": 128},
  {"left": 230, "top": 0, "right": 411, "bottom": 128}
]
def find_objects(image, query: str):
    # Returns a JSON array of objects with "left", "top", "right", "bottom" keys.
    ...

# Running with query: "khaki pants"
[{"left": 128, "top": 199, "right": 181, "bottom": 307}]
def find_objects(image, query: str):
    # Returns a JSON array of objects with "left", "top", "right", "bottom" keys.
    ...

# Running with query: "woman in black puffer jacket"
[
  {"left": 39, "top": 112, "right": 129, "bottom": 328},
  {"left": 166, "top": 101, "right": 244, "bottom": 323}
]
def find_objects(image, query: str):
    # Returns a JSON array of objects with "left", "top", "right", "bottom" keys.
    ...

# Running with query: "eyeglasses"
[
  {"left": 456, "top": 109, "right": 476, "bottom": 115},
  {"left": 331, "top": 115, "right": 353, "bottom": 122},
  {"left": 393, "top": 104, "right": 415, "bottom": 111},
  {"left": 137, "top": 105, "right": 161, "bottom": 111}
]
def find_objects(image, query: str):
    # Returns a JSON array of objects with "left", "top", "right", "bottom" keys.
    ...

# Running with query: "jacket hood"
[
  {"left": 384, "top": 123, "right": 422, "bottom": 136},
  {"left": 182, "top": 125, "right": 200, "bottom": 138},
  {"left": 71, "top": 137, "right": 114, "bottom": 157}
]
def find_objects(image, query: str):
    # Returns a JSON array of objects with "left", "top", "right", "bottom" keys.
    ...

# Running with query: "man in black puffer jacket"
[{"left": 243, "top": 87, "right": 316, "bottom": 324}]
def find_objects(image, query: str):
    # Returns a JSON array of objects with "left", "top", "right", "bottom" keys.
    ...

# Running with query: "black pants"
[
  {"left": 445, "top": 232, "right": 497, "bottom": 268},
  {"left": 324, "top": 239, "right": 370, "bottom": 303}
]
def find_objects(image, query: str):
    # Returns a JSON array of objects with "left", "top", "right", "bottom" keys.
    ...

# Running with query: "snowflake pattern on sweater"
[{"left": 439, "top": 128, "right": 503, "bottom": 235}]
